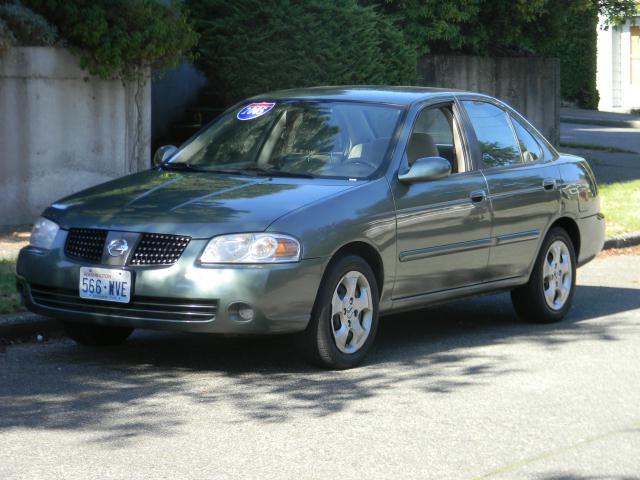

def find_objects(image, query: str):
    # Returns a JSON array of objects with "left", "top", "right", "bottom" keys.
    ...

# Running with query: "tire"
[
  {"left": 511, "top": 227, "right": 577, "bottom": 323},
  {"left": 295, "top": 254, "right": 380, "bottom": 369},
  {"left": 62, "top": 321, "right": 134, "bottom": 346}
]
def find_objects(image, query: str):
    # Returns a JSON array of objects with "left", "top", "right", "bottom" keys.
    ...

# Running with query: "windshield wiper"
[
  {"left": 235, "top": 167, "right": 315, "bottom": 178},
  {"left": 162, "top": 161, "right": 206, "bottom": 172},
  {"left": 163, "top": 163, "right": 314, "bottom": 178}
]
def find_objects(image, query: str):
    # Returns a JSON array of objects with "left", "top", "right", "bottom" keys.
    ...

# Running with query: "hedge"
[
  {"left": 187, "top": 0, "right": 417, "bottom": 105},
  {"left": 545, "top": 4, "right": 600, "bottom": 109}
]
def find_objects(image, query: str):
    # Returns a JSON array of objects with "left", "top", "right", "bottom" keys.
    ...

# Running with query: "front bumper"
[{"left": 16, "top": 237, "right": 325, "bottom": 334}]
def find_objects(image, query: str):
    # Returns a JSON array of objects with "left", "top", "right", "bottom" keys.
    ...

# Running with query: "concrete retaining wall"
[
  {"left": 0, "top": 47, "right": 150, "bottom": 226},
  {"left": 418, "top": 55, "right": 560, "bottom": 146}
]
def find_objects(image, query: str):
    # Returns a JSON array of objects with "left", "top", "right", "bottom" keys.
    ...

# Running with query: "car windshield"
[{"left": 167, "top": 100, "right": 403, "bottom": 179}]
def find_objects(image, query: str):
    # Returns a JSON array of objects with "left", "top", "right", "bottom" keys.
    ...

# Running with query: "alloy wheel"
[
  {"left": 542, "top": 240, "right": 573, "bottom": 310},
  {"left": 330, "top": 270, "right": 374, "bottom": 354}
]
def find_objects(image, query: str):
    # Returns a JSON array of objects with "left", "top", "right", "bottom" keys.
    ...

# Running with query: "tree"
[{"left": 366, "top": 0, "right": 638, "bottom": 56}]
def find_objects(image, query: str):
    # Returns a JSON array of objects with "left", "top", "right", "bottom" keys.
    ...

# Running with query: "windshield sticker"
[{"left": 237, "top": 102, "right": 276, "bottom": 121}]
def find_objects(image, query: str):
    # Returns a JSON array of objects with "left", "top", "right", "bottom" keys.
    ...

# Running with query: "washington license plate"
[{"left": 79, "top": 267, "right": 131, "bottom": 303}]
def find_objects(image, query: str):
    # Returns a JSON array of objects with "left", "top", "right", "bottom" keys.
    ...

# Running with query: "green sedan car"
[{"left": 16, "top": 87, "right": 605, "bottom": 369}]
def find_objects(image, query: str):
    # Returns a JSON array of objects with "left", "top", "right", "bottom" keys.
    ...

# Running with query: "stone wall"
[{"left": 0, "top": 47, "right": 150, "bottom": 226}]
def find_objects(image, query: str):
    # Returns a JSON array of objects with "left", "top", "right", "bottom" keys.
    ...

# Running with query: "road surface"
[{"left": 1, "top": 253, "right": 639, "bottom": 480}]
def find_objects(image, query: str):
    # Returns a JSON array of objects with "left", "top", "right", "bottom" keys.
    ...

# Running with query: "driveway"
[{"left": 1, "top": 252, "right": 639, "bottom": 480}]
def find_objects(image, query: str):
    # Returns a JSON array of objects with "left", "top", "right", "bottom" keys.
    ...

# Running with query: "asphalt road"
[
  {"left": 560, "top": 122, "right": 640, "bottom": 184},
  {"left": 561, "top": 122, "right": 640, "bottom": 154},
  {"left": 1, "top": 253, "right": 639, "bottom": 480}
]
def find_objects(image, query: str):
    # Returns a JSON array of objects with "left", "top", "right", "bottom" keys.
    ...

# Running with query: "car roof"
[{"left": 250, "top": 86, "right": 475, "bottom": 106}]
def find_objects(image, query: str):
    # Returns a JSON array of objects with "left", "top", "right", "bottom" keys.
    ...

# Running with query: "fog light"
[{"left": 228, "top": 302, "right": 255, "bottom": 322}]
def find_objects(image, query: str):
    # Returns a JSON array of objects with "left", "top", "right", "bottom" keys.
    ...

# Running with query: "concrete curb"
[
  {"left": 0, "top": 311, "right": 61, "bottom": 338},
  {"left": 603, "top": 232, "right": 640, "bottom": 250},
  {"left": 560, "top": 116, "right": 640, "bottom": 129}
]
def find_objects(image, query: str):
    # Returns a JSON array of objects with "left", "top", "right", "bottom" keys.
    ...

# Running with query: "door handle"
[
  {"left": 543, "top": 179, "right": 556, "bottom": 190},
  {"left": 470, "top": 189, "right": 486, "bottom": 203}
]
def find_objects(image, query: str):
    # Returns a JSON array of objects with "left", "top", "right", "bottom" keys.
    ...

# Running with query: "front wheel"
[
  {"left": 295, "top": 254, "right": 379, "bottom": 369},
  {"left": 511, "top": 227, "right": 576, "bottom": 323},
  {"left": 62, "top": 321, "right": 134, "bottom": 346}
]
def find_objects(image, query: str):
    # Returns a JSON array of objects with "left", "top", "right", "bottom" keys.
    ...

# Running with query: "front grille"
[
  {"left": 30, "top": 285, "right": 217, "bottom": 322},
  {"left": 130, "top": 233, "right": 191, "bottom": 266},
  {"left": 65, "top": 228, "right": 108, "bottom": 263}
]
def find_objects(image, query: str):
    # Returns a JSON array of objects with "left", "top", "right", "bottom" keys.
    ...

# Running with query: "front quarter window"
[{"left": 169, "top": 101, "right": 403, "bottom": 179}]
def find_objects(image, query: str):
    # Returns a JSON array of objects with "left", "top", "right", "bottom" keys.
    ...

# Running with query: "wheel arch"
[
  {"left": 324, "top": 241, "right": 385, "bottom": 295},
  {"left": 548, "top": 216, "right": 581, "bottom": 259}
]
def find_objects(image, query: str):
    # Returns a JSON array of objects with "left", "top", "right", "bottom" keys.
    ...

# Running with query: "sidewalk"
[{"left": 561, "top": 107, "right": 640, "bottom": 128}]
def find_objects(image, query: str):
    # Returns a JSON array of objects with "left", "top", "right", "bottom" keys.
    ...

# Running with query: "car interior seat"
[{"left": 406, "top": 132, "right": 439, "bottom": 166}]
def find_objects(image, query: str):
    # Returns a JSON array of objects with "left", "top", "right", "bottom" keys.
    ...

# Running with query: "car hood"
[{"left": 43, "top": 170, "right": 356, "bottom": 238}]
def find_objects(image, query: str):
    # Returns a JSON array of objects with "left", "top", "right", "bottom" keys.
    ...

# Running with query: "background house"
[{"left": 597, "top": 16, "right": 640, "bottom": 112}]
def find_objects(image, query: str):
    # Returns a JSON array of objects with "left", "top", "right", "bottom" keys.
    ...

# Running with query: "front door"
[{"left": 391, "top": 102, "right": 492, "bottom": 300}]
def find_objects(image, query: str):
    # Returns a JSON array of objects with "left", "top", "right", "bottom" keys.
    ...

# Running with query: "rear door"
[{"left": 460, "top": 99, "right": 561, "bottom": 280}]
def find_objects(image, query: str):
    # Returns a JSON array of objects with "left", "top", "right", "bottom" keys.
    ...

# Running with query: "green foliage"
[
  {"left": 0, "top": 260, "right": 23, "bottom": 315},
  {"left": 598, "top": 0, "right": 640, "bottom": 26},
  {"left": 187, "top": 0, "right": 416, "bottom": 105},
  {"left": 23, "top": 0, "right": 198, "bottom": 81},
  {"left": 366, "top": 0, "right": 565, "bottom": 55},
  {"left": 368, "top": 0, "right": 637, "bottom": 56},
  {"left": 364, "top": 0, "right": 480, "bottom": 56},
  {"left": 0, "top": 1, "right": 58, "bottom": 48},
  {"left": 543, "top": 3, "right": 600, "bottom": 109},
  {"left": 369, "top": 0, "right": 637, "bottom": 108},
  {"left": 0, "top": 19, "right": 14, "bottom": 53}
]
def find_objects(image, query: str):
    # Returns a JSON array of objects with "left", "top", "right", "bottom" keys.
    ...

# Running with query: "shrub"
[
  {"left": 24, "top": 0, "right": 198, "bottom": 81},
  {"left": 0, "top": 19, "right": 14, "bottom": 54},
  {"left": 543, "top": 3, "right": 600, "bottom": 109},
  {"left": 0, "top": 1, "right": 58, "bottom": 47},
  {"left": 187, "top": 0, "right": 417, "bottom": 105}
]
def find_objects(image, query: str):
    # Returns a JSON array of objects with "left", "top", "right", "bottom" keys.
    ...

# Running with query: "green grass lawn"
[
  {"left": 0, "top": 259, "right": 23, "bottom": 315},
  {"left": 599, "top": 179, "right": 640, "bottom": 238}
]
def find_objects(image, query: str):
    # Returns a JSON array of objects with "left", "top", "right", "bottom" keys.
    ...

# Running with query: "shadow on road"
[{"left": 1, "top": 284, "right": 639, "bottom": 442}]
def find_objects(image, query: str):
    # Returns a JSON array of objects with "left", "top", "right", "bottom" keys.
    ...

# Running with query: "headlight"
[
  {"left": 200, "top": 233, "right": 301, "bottom": 264},
  {"left": 30, "top": 217, "right": 60, "bottom": 250}
]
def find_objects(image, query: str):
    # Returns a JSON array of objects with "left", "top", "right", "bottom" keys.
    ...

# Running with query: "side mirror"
[
  {"left": 398, "top": 156, "right": 451, "bottom": 183},
  {"left": 153, "top": 145, "right": 178, "bottom": 167}
]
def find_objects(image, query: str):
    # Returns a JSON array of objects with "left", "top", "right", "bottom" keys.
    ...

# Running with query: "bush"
[
  {"left": 543, "top": 4, "right": 600, "bottom": 109},
  {"left": 24, "top": 0, "right": 198, "bottom": 81},
  {"left": 0, "top": 19, "right": 14, "bottom": 54},
  {"left": 187, "top": 0, "right": 417, "bottom": 105},
  {"left": 0, "top": 1, "right": 58, "bottom": 47}
]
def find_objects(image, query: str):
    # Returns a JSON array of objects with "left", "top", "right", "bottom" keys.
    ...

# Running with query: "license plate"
[{"left": 79, "top": 267, "right": 131, "bottom": 303}]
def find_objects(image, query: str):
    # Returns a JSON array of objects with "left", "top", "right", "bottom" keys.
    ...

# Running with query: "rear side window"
[
  {"left": 512, "top": 117, "right": 542, "bottom": 163},
  {"left": 462, "top": 101, "right": 521, "bottom": 168}
]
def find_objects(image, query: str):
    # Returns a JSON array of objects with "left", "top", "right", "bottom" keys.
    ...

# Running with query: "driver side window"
[{"left": 407, "top": 105, "right": 465, "bottom": 174}]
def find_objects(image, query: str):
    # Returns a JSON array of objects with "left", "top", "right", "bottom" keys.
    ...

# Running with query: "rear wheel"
[
  {"left": 511, "top": 227, "right": 576, "bottom": 323},
  {"left": 62, "top": 321, "right": 133, "bottom": 346},
  {"left": 295, "top": 254, "right": 379, "bottom": 369}
]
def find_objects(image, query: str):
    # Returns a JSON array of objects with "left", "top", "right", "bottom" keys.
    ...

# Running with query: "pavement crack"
[{"left": 470, "top": 420, "right": 640, "bottom": 479}]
